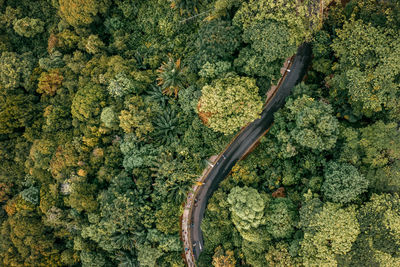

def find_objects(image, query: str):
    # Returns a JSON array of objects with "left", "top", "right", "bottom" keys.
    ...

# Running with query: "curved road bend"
[{"left": 189, "top": 43, "right": 312, "bottom": 262}]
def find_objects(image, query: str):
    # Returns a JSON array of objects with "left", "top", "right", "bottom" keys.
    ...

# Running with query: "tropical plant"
[
  {"left": 153, "top": 108, "right": 179, "bottom": 145},
  {"left": 147, "top": 84, "right": 169, "bottom": 107},
  {"left": 157, "top": 56, "right": 185, "bottom": 98}
]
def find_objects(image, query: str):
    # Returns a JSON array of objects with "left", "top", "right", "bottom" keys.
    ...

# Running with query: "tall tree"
[
  {"left": 322, "top": 161, "right": 368, "bottom": 204},
  {"left": 299, "top": 202, "right": 360, "bottom": 266},
  {"left": 330, "top": 18, "right": 400, "bottom": 119},
  {"left": 198, "top": 76, "right": 263, "bottom": 135}
]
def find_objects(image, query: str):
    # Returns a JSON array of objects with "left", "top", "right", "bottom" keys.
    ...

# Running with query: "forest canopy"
[{"left": 0, "top": 0, "right": 399, "bottom": 266}]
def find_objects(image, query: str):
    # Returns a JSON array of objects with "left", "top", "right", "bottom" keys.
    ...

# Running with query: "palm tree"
[
  {"left": 156, "top": 56, "right": 185, "bottom": 98},
  {"left": 147, "top": 84, "right": 169, "bottom": 107},
  {"left": 153, "top": 107, "right": 179, "bottom": 145}
]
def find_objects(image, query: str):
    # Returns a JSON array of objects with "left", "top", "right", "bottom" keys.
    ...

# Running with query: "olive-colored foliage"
[
  {"left": 155, "top": 203, "right": 181, "bottom": 234},
  {"left": 322, "top": 161, "right": 368, "bottom": 204},
  {"left": 242, "top": 239, "right": 268, "bottom": 267},
  {"left": 233, "top": 0, "right": 325, "bottom": 46},
  {"left": 227, "top": 186, "right": 267, "bottom": 232},
  {"left": 71, "top": 82, "right": 106, "bottom": 122},
  {"left": 235, "top": 20, "right": 296, "bottom": 79},
  {"left": 359, "top": 121, "right": 400, "bottom": 168},
  {"left": 212, "top": 246, "right": 236, "bottom": 267},
  {"left": 272, "top": 95, "right": 339, "bottom": 156},
  {"left": 100, "top": 106, "right": 118, "bottom": 129},
  {"left": 330, "top": 18, "right": 400, "bottom": 119},
  {"left": 0, "top": 93, "right": 35, "bottom": 134},
  {"left": 265, "top": 198, "right": 297, "bottom": 239},
  {"left": 300, "top": 202, "right": 360, "bottom": 267},
  {"left": 107, "top": 72, "right": 135, "bottom": 97},
  {"left": 265, "top": 242, "right": 297, "bottom": 267},
  {"left": 194, "top": 20, "right": 241, "bottom": 69},
  {"left": 198, "top": 76, "right": 263, "bottom": 135},
  {"left": 39, "top": 50, "right": 65, "bottom": 71},
  {"left": 65, "top": 182, "right": 98, "bottom": 213},
  {"left": 13, "top": 17, "right": 44, "bottom": 38},
  {"left": 157, "top": 57, "right": 185, "bottom": 98},
  {"left": 170, "top": 0, "right": 200, "bottom": 16},
  {"left": 119, "top": 96, "right": 154, "bottom": 138},
  {"left": 136, "top": 244, "right": 163, "bottom": 267},
  {"left": 0, "top": 52, "right": 34, "bottom": 91},
  {"left": 366, "top": 160, "right": 400, "bottom": 194},
  {"left": 199, "top": 61, "right": 232, "bottom": 80},
  {"left": 339, "top": 193, "right": 400, "bottom": 266},
  {"left": 231, "top": 162, "right": 260, "bottom": 186},
  {"left": 0, "top": 198, "right": 62, "bottom": 266},
  {"left": 85, "top": 34, "right": 105, "bottom": 55},
  {"left": 27, "top": 138, "right": 56, "bottom": 171},
  {"left": 37, "top": 69, "right": 63, "bottom": 96},
  {"left": 58, "top": 0, "right": 110, "bottom": 27}
]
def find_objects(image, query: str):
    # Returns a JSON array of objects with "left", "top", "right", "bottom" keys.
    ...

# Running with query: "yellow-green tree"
[
  {"left": 58, "top": 0, "right": 110, "bottom": 27},
  {"left": 198, "top": 76, "right": 263, "bottom": 135},
  {"left": 119, "top": 96, "right": 154, "bottom": 139},
  {"left": 299, "top": 202, "right": 360, "bottom": 267},
  {"left": 212, "top": 246, "right": 236, "bottom": 267}
]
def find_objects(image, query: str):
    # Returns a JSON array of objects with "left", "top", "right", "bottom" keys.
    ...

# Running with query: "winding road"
[{"left": 182, "top": 43, "right": 312, "bottom": 266}]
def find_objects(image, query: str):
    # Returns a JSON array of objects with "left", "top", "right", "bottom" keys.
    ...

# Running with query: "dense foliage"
[
  {"left": 198, "top": 0, "right": 400, "bottom": 266},
  {"left": 0, "top": 0, "right": 399, "bottom": 266}
]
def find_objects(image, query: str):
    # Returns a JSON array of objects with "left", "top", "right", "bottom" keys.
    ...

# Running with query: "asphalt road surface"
[{"left": 189, "top": 43, "right": 312, "bottom": 260}]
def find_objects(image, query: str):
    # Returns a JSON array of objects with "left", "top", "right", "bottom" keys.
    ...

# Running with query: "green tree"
[
  {"left": 0, "top": 52, "right": 34, "bottom": 91},
  {"left": 233, "top": 0, "right": 325, "bottom": 46},
  {"left": 100, "top": 106, "right": 118, "bottom": 129},
  {"left": 85, "top": 34, "right": 105, "bottom": 55},
  {"left": 340, "top": 193, "right": 400, "bottom": 266},
  {"left": 265, "top": 242, "right": 297, "bottom": 267},
  {"left": 13, "top": 17, "right": 44, "bottom": 38},
  {"left": 366, "top": 160, "right": 400, "bottom": 194},
  {"left": 152, "top": 107, "right": 179, "bottom": 145},
  {"left": 194, "top": 20, "right": 241, "bottom": 69},
  {"left": 58, "top": 0, "right": 110, "bottom": 27},
  {"left": 37, "top": 69, "right": 63, "bottom": 96},
  {"left": 322, "top": 161, "right": 368, "bottom": 204},
  {"left": 227, "top": 186, "right": 267, "bottom": 232},
  {"left": 119, "top": 96, "right": 154, "bottom": 138},
  {"left": 120, "top": 134, "right": 159, "bottom": 171},
  {"left": 107, "top": 73, "right": 135, "bottom": 97},
  {"left": 66, "top": 182, "right": 98, "bottom": 213},
  {"left": 0, "top": 199, "right": 62, "bottom": 266},
  {"left": 265, "top": 198, "right": 297, "bottom": 239},
  {"left": 359, "top": 121, "right": 400, "bottom": 168},
  {"left": 136, "top": 244, "right": 163, "bottom": 267},
  {"left": 0, "top": 93, "right": 35, "bottom": 134},
  {"left": 330, "top": 18, "right": 400, "bottom": 119},
  {"left": 155, "top": 203, "right": 181, "bottom": 235},
  {"left": 234, "top": 20, "right": 296, "bottom": 79},
  {"left": 71, "top": 82, "right": 106, "bottom": 122},
  {"left": 212, "top": 246, "right": 236, "bottom": 267},
  {"left": 299, "top": 202, "right": 360, "bottom": 267},
  {"left": 272, "top": 95, "right": 339, "bottom": 156},
  {"left": 198, "top": 76, "right": 263, "bottom": 135},
  {"left": 157, "top": 57, "right": 185, "bottom": 98}
]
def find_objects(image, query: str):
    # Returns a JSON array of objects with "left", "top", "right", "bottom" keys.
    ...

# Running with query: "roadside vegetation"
[{"left": 0, "top": 0, "right": 399, "bottom": 266}]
